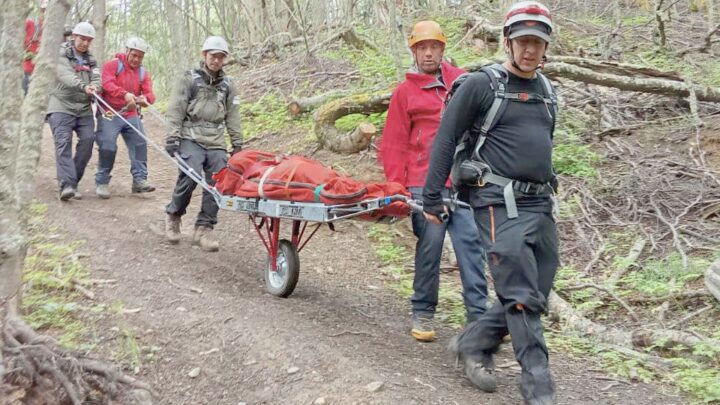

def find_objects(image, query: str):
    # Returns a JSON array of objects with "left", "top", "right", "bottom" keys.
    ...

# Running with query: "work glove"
[
  {"left": 165, "top": 137, "right": 180, "bottom": 156},
  {"left": 231, "top": 144, "right": 242, "bottom": 155}
]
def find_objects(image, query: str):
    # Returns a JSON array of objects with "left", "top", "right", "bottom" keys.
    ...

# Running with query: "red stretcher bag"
[{"left": 213, "top": 149, "right": 410, "bottom": 219}]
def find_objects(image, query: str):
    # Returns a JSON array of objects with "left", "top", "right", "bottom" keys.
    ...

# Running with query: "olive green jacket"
[
  {"left": 47, "top": 41, "right": 101, "bottom": 117},
  {"left": 165, "top": 63, "right": 243, "bottom": 150}
]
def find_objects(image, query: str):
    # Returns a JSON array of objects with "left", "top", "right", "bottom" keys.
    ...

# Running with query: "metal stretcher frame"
[
  {"left": 216, "top": 194, "right": 408, "bottom": 297},
  {"left": 90, "top": 91, "right": 417, "bottom": 298}
]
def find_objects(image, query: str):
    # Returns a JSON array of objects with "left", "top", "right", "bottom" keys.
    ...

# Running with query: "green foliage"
[
  {"left": 22, "top": 212, "right": 92, "bottom": 347},
  {"left": 621, "top": 253, "right": 710, "bottom": 296},
  {"left": 115, "top": 323, "right": 142, "bottom": 371},
  {"left": 599, "top": 351, "right": 655, "bottom": 383},
  {"left": 335, "top": 112, "right": 388, "bottom": 132},
  {"left": 433, "top": 16, "right": 487, "bottom": 66},
  {"left": 554, "top": 143, "right": 601, "bottom": 178},
  {"left": 324, "top": 44, "right": 403, "bottom": 86},
  {"left": 437, "top": 282, "right": 467, "bottom": 328},
  {"left": 553, "top": 109, "right": 601, "bottom": 178},
  {"left": 670, "top": 358, "right": 720, "bottom": 403},
  {"left": 240, "top": 92, "right": 291, "bottom": 138},
  {"left": 368, "top": 224, "right": 465, "bottom": 326}
]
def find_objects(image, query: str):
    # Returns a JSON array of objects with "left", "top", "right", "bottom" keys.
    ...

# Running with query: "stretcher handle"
[{"left": 406, "top": 198, "right": 471, "bottom": 223}]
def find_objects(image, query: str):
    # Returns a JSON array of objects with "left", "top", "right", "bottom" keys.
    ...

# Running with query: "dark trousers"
[
  {"left": 458, "top": 205, "right": 559, "bottom": 400},
  {"left": 48, "top": 112, "right": 95, "bottom": 189},
  {"left": 22, "top": 72, "right": 30, "bottom": 96},
  {"left": 165, "top": 139, "right": 227, "bottom": 229},
  {"left": 409, "top": 188, "right": 488, "bottom": 322},
  {"left": 95, "top": 114, "right": 148, "bottom": 185}
]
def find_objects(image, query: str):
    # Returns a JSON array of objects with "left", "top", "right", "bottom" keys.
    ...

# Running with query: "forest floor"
[{"left": 28, "top": 115, "right": 690, "bottom": 405}]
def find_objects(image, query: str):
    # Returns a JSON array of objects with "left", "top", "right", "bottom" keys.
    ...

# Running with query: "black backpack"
[{"left": 447, "top": 63, "right": 558, "bottom": 188}]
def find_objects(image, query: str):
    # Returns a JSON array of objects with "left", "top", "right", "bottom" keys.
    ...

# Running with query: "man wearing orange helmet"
[
  {"left": 422, "top": 2, "right": 559, "bottom": 403},
  {"left": 380, "top": 21, "right": 488, "bottom": 342}
]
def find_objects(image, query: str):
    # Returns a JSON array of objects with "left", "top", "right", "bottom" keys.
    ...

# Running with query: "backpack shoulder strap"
[
  {"left": 471, "top": 63, "right": 510, "bottom": 160},
  {"left": 116, "top": 60, "right": 146, "bottom": 83},
  {"left": 536, "top": 70, "right": 558, "bottom": 136},
  {"left": 188, "top": 69, "right": 204, "bottom": 101}
]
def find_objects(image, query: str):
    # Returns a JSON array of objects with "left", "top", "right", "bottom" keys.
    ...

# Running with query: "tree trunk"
[
  {"left": 0, "top": 0, "right": 27, "bottom": 304},
  {"left": 91, "top": 0, "right": 107, "bottom": 63}
]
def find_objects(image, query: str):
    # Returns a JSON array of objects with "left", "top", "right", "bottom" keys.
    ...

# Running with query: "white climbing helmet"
[
  {"left": 72, "top": 22, "right": 96, "bottom": 39},
  {"left": 503, "top": 1, "right": 553, "bottom": 42},
  {"left": 202, "top": 36, "right": 230, "bottom": 55},
  {"left": 39, "top": 0, "right": 48, "bottom": 9},
  {"left": 126, "top": 37, "right": 149, "bottom": 53}
]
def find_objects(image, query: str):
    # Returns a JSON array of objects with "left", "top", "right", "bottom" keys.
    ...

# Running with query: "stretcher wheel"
[{"left": 265, "top": 239, "right": 300, "bottom": 297}]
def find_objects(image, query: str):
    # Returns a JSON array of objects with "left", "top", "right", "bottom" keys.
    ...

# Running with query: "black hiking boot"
[{"left": 448, "top": 334, "right": 498, "bottom": 392}]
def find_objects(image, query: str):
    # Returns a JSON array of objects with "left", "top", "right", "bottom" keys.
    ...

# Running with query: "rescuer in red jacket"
[
  {"left": 94, "top": 37, "right": 157, "bottom": 199},
  {"left": 379, "top": 21, "right": 488, "bottom": 342},
  {"left": 23, "top": 0, "right": 47, "bottom": 95}
]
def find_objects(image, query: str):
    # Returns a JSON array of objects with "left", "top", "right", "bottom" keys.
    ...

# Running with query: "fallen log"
[
  {"left": 288, "top": 89, "right": 356, "bottom": 118},
  {"left": 464, "top": 57, "right": 720, "bottom": 102},
  {"left": 312, "top": 56, "right": 720, "bottom": 152},
  {"left": 548, "top": 291, "right": 716, "bottom": 351},
  {"left": 549, "top": 55, "right": 682, "bottom": 80},
  {"left": 312, "top": 92, "right": 391, "bottom": 154}
]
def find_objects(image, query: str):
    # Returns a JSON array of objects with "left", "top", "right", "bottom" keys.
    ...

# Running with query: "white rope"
[{"left": 91, "top": 92, "right": 220, "bottom": 200}]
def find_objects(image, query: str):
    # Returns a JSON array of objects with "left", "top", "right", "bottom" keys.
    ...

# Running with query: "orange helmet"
[{"left": 408, "top": 21, "right": 446, "bottom": 48}]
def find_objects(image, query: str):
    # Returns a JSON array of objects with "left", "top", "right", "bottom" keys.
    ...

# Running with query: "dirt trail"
[{"left": 34, "top": 117, "right": 684, "bottom": 405}]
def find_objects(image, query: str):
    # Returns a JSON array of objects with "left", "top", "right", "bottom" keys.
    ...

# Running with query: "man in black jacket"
[{"left": 422, "top": 2, "right": 559, "bottom": 404}]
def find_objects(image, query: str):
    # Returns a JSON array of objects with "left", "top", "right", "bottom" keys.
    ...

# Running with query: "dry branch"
[
  {"left": 607, "top": 238, "right": 647, "bottom": 285},
  {"left": 627, "top": 289, "right": 713, "bottom": 304},
  {"left": 549, "top": 291, "right": 714, "bottom": 351},
  {"left": 562, "top": 283, "right": 640, "bottom": 321}
]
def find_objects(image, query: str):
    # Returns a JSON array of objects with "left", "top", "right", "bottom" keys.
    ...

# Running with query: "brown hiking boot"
[
  {"left": 411, "top": 314, "right": 436, "bottom": 342},
  {"left": 165, "top": 214, "right": 181, "bottom": 244},
  {"left": 193, "top": 226, "right": 219, "bottom": 252}
]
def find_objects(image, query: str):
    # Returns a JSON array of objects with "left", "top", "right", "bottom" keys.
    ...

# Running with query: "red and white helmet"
[{"left": 503, "top": 1, "right": 553, "bottom": 42}]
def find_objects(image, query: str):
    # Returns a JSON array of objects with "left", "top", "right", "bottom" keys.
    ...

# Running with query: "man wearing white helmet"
[
  {"left": 423, "top": 2, "right": 559, "bottom": 403},
  {"left": 94, "top": 37, "right": 157, "bottom": 199},
  {"left": 22, "top": 0, "right": 48, "bottom": 95},
  {"left": 163, "top": 36, "right": 243, "bottom": 252},
  {"left": 47, "top": 21, "right": 101, "bottom": 201}
]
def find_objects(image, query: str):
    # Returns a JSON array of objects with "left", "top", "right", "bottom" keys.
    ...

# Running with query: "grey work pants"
[
  {"left": 165, "top": 139, "right": 227, "bottom": 229},
  {"left": 48, "top": 112, "right": 95, "bottom": 189},
  {"left": 409, "top": 187, "right": 488, "bottom": 322}
]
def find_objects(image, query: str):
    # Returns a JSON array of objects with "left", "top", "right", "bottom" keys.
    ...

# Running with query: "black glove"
[
  {"left": 550, "top": 175, "right": 559, "bottom": 194},
  {"left": 422, "top": 200, "right": 446, "bottom": 218},
  {"left": 231, "top": 144, "right": 242, "bottom": 155},
  {"left": 165, "top": 137, "right": 180, "bottom": 156}
]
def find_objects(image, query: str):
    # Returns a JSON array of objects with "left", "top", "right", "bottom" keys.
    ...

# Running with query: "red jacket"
[
  {"left": 100, "top": 53, "right": 155, "bottom": 119},
  {"left": 379, "top": 62, "right": 465, "bottom": 188},
  {"left": 23, "top": 18, "right": 43, "bottom": 74}
]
